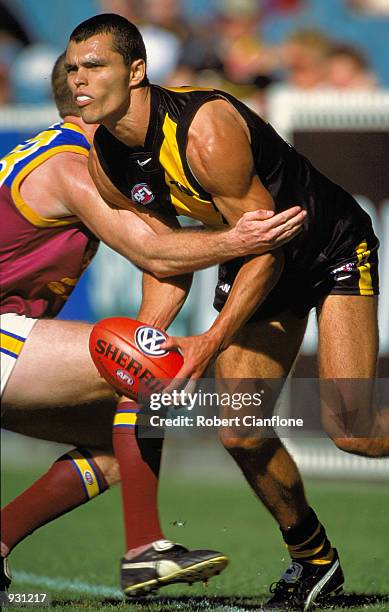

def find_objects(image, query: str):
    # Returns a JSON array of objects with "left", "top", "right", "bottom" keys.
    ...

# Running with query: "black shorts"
[{"left": 214, "top": 232, "right": 380, "bottom": 321}]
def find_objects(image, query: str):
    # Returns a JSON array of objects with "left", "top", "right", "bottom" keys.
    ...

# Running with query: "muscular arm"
[
  {"left": 163, "top": 100, "right": 285, "bottom": 378},
  {"left": 137, "top": 270, "right": 193, "bottom": 331},
  {"left": 47, "top": 145, "right": 303, "bottom": 278},
  {"left": 189, "top": 100, "right": 283, "bottom": 350}
]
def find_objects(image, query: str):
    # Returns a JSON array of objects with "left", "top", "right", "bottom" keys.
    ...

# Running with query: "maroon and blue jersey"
[{"left": 0, "top": 122, "right": 99, "bottom": 318}]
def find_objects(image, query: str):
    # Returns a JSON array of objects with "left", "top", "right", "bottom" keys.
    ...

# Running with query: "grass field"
[{"left": 1, "top": 463, "right": 389, "bottom": 611}]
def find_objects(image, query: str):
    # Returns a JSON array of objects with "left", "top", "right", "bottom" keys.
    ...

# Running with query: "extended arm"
[{"left": 55, "top": 149, "right": 305, "bottom": 278}]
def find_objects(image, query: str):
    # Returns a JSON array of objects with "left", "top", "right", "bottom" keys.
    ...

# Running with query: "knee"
[
  {"left": 219, "top": 427, "right": 270, "bottom": 455},
  {"left": 331, "top": 436, "right": 385, "bottom": 458},
  {"left": 95, "top": 454, "right": 121, "bottom": 486},
  {"left": 91, "top": 377, "right": 118, "bottom": 403}
]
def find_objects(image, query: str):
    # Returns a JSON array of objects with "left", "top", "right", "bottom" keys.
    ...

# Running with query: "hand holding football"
[{"left": 89, "top": 317, "right": 183, "bottom": 400}]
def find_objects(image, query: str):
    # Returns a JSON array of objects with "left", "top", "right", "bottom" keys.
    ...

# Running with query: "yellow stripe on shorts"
[
  {"left": 355, "top": 240, "right": 373, "bottom": 296},
  {"left": 0, "top": 331, "right": 25, "bottom": 358},
  {"left": 68, "top": 449, "right": 101, "bottom": 499}
]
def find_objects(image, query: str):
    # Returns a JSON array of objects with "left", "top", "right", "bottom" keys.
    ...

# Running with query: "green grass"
[{"left": 1, "top": 467, "right": 389, "bottom": 611}]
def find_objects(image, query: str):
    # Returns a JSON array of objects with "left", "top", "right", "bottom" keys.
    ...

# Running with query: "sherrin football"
[{"left": 89, "top": 317, "right": 183, "bottom": 400}]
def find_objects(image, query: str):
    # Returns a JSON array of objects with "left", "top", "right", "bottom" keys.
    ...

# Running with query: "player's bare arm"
[
  {"left": 163, "top": 100, "right": 285, "bottom": 379},
  {"left": 86, "top": 144, "right": 306, "bottom": 274},
  {"left": 137, "top": 271, "right": 193, "bottom": 331}
]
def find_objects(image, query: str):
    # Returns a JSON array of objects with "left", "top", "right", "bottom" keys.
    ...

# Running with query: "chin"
[{"left": 80, "top": 110, "right": 100, "bottom": 124}]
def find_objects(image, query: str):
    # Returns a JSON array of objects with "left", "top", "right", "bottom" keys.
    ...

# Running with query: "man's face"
[{"left": 65, "top": 33, "right": 132, "bottom": 125}]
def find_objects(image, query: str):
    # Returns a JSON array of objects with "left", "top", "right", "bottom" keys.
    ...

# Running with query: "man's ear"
[{"left": 130, "top": 59, "right": 147, "bottom": 86}]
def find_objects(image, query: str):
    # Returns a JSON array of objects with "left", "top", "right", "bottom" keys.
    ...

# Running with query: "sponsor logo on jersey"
[
  {"left": 137, "top": 157, "right": 152, "bottom": 167},
  {"left": 135, "top": 326, "right": 168, "bottom": 357},
  {"left": 84, "top": 470, "right": 95, "bottom": 485},
  {"left": 219, "top": 283, "right": 231, "bottom": 293},
  {"left": 131, "top": 183, "right": 155, "bottom": 205},
  {"left": 116, "top": 369, "right": 134, "bottom": 386}
]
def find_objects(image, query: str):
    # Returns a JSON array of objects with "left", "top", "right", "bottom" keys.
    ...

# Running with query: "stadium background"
[{"left": 1, "top": 1, "right": 388, "bottom": 609}]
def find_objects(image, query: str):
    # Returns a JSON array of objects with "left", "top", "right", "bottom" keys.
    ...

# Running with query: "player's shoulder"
[
  {"left": 188, "top": 95, "right": 250, "bottom": 158},
  {"left": 36, "top": 147, "right": 90, "bottom": 204},
  {"left": 191, "top": 96, "right": 242, "bottom": 128},
  {"left": 25, "top": 121, "right": 91, "bottom": 153},
  {"left": 51, "top": 121, "right": 91, "bottom": 147},
  {"left": 0, "top": 122, "right": 89, "bottom": 190}
]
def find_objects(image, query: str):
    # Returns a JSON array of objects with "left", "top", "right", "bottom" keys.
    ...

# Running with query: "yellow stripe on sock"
[
  {"left": 287, "top": 524, "right": 321, "bottom": 552},
  {"left": 307, "top": 549, "right": 335, "bottom": 565},
  {"left": 289, "top": 543, "right": 325, "bottom": 559},
  {"left": 68, "top": 450, "right": 100, "bottom": 499},
  {"left": 113, "top": 412, "right": 138, "bottom": 426}
]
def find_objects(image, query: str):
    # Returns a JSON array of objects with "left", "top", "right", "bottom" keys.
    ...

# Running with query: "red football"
[{"left": 89, "top": 317, "right": 183, "bottom": 401}]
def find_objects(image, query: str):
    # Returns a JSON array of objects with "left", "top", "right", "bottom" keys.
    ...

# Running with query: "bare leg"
[
  {"left": 215, "top": 311, "right": 342, "bottom": 612},
  {"left": 2, "top": 319, "right": 116, "bottom": 412},
  {"left": 216, "top": 312, "right": 309, "bottom": 530},
  {"left": 318, "top": 295, "right": 389, "bottom": 456},
  {"left": 2, "top": 318, "right": 120, "bottom": 471},
  {"left": 1, "top": 319, "right": 120, "bottom": 557}
]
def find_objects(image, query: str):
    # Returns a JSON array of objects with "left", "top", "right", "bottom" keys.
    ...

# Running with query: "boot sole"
[{"left": 123, "top": 554, "right": 229, "bottom": 597}]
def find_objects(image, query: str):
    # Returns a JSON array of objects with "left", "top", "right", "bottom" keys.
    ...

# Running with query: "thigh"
[
  {"left": 2, "top": 319, "right": 116, "bottom": 411},
  {"left": 216, "top": 310, "right": 308, "bottom": 379},
  {"left": 215, "top": 311, "right": 307, "bottom": 441},
  {"left": 317, "top": 295, "right": 379, "bottom": 436},
  {"left": 318, "top": 294, "right": 378, "bottom": 378}
]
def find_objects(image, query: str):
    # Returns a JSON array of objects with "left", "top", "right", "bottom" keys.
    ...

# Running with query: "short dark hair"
[
  {"left": 69, "top": 13, "right": 149, "bottom": 84},
  {"left": 51, "top": 52, "right": 80, "bottom": 118},
  {"left": 328, "top": 44, "right": 370, "bottom": 71}
]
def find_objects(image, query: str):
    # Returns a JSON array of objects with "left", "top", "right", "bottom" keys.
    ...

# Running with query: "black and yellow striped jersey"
[
  {"left": 94, "top": 85, "right": 227, "bottom": 227},
  {"left": 94, "top": 84, "right": 374, "bottom": 274}
]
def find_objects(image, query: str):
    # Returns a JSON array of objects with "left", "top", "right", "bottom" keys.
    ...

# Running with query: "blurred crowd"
[{"left": 0, "top": 0, "right": 388, "bottom": 114}]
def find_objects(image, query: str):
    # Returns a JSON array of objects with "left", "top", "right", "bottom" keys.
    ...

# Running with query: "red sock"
[
  {"left": 1, "top": 448, "right": 108, "bottom": 553},
  {"left": 113, "top": 401, "right": 164, "bottom": 552}
]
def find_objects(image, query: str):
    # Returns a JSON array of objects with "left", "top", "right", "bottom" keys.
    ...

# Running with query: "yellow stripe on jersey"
[
  {"left": 355, "top": 240, "right": 374, "bottom": 296},
  {"left": 0, "top": 331, "right": 25, "bottom": 357},
  {"left": 10, "top": 145, "right": 88, "bottom": 227},
  {"left": 62, "top": 122, "right": 93, "bottom": 144},
  {"left": 159, "top": 114, "right": 225, "bottom": 227},
  {"left": 68, "top": 449, "right": 101, "bottom": 499},
  {"left": 0, "top": 128, "right": 61, "bottom": 186},
  {"left": 163, "top": 86, "right": 214, "bottom": 94},
  {"left": 113, "top": 411, "right": 139, "bottom": 427}
]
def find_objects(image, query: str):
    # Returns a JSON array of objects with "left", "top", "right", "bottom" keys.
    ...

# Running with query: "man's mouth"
[{"left": 75, "top": 95, "right": 93, "bottom": 107}]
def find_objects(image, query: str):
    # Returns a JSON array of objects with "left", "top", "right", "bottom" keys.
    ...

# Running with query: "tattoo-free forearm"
[
  {"left": 140, "top": 226, "right": 248, "bottom": 278},
  {"left": 137, "top": 271, "right": 193, "bottom": 330},
  {"left": 207, "top": 250, "right": 284, "bottom": 350}
]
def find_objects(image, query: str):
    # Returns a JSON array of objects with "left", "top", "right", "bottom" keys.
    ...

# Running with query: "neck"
[
  {"left": 63, "top": 115, "right": 97, "bottom": 141},
  {"left": 103, "top": 85, "right": 151, "bottom": 148}
]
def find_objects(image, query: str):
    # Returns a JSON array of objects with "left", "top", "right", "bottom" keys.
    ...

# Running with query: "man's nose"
[{"left": 73, "top": 67, "right": 88, "bottom": 86}]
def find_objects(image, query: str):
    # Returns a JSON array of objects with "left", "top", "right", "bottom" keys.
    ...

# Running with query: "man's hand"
[
  {"left": 162, "top": 331, "right": 220, "bottom": 392},
  {"left": 233, "top": 206, "right": 306, "bottom": 256}
]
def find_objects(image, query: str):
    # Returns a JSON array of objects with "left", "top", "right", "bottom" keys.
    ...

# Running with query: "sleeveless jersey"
[
  {"left": 0, "top": 122, "right": 99, "bottom": 318},
  {"left": 94, "top": 85, "right": 374, "bottom": 276}
]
